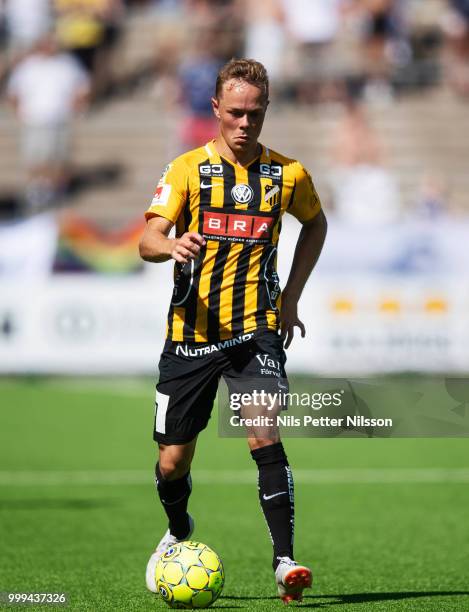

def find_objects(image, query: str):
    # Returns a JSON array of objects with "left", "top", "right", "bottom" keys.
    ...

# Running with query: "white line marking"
[
  {"left": 0, "top": 468, "right": 469, "bottom": 487},
  {"left": 15, "top": 380, "right": 152, "bottom": 398}
]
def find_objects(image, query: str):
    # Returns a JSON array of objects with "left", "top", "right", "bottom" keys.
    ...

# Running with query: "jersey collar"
[{"left": 206, "top": 139, "right": 266, "bottom": 168}]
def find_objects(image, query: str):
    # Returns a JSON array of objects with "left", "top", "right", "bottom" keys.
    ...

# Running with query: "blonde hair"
[{"left": 215, "top": 58, "right": 269, "bottom": 100}]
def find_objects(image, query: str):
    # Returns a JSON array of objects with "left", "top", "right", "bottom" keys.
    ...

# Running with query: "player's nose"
[{"left": 239, "top": 113, "right": 249, "bottom": 128}]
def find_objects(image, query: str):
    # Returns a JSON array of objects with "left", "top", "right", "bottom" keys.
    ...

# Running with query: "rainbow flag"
[{"left": 54, "top": 215, "right": 145, "bottom": 274}]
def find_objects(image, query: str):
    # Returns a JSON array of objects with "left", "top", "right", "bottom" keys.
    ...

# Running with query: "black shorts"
[{"left": 153, "top": 330, "right": 288, "bottom": 445}]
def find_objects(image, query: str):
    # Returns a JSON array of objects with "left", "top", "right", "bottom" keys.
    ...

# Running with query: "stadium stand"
[{"left": 1, "top": 0, "right": 468, "bottom": 226}]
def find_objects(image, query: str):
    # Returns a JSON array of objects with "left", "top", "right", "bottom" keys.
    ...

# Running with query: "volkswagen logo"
[{"left": 231, "top": 183, "right": 254, "bottom": 204}]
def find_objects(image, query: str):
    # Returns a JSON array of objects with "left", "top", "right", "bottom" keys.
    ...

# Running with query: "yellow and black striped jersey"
[{"left": 145, "top": 140, "right": 321, "bottom": 343}]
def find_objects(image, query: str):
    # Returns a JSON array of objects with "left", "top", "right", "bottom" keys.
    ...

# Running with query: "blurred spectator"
[
  {"left": 282, "top": 0, "right": 341, "bottom": 45},
  {"left": 0, "top": 2, "right": 7, "bottom": 84},
  {"left": 177, "top": 33, "right": 223, "bottom": 150},
  {"left": 123, "top": 0, "right": 161, "bottom": 7},
  {"left": 353, "top": 0, "right": 411, "bottom": 101},
  {"left": 94, "top": 0, "right": 126, "bottom": 97},
  {"left": 441, "top": 0, "right": 469, "bottom": 96},
  {"left": 54, "top": 0, "right": 122, "bottom": 95},
  {"left": 414, "top": 172, "right": 450, "bottom": 220},
  {"left": 184, "top": 0, "right": 244, "bottom": 58},
  {"left": 329, "top": 99, "right": 401, "bottom": 226},
  {"left": 244, "top": 0, "right": 285, "bottom": 85},
  {"left": 2, "top": 0, "right": 52, "bottom": 63},
  {"left": 184, "top": 0, "right": 239, "bottom": 24},
  {"left": 281, "top": 0, "right": 342, "bottom": 102},
  {"left": 152, "top": 0, "right": 242, "bottom": 152},
  {"left": 151, "top": 26, "right": 224, "bottom": 153},
  {"left": 7, "top": 34, "right": 90, "bottom": 210}
]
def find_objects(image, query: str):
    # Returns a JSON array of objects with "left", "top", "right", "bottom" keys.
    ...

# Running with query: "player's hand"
[
  {"left": 171, "top": 232, "right": 206, "bottom": 264},
  {"left": 280, "top": 296, "right": 305, "bottom": 349}
]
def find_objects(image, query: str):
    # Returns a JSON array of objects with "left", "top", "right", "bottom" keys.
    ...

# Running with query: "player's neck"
[{"left": 213, "top": 137, "right": 261, "bottom": 167}]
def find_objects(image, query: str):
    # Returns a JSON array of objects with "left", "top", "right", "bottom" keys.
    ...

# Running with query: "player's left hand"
[{"left": 280, "top": 297, "right": 305, "bottom": 349}]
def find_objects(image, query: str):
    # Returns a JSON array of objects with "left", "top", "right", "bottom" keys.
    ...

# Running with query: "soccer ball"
[{"left": 155, "top": 541, "right": 225, "bottom": 609}]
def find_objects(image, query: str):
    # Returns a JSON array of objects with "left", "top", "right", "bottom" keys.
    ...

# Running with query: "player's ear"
[{"left": 211, "top": 96, "right": 220, "bottom": 119}]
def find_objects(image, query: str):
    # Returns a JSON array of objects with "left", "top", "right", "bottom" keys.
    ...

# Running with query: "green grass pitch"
[{"left": 1, "top": 377, "right": 469, "bottom": 611}]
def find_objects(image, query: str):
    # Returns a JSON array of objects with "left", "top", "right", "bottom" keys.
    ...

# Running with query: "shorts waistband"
[{"left": 165, "top": 332, "right": 256, "bottom": 357}]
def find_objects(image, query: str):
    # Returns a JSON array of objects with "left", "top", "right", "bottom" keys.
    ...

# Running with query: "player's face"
[{"left": 212, "top": 79, "right": 268, "bottom": 155}]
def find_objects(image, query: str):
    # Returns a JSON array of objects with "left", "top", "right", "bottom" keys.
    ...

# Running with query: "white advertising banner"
[
  {"left": 0, "top": 276, "right": 170, "bottom": 374},
  {"left": 1, "top": 274, "right": 468, "bottom": 375}
]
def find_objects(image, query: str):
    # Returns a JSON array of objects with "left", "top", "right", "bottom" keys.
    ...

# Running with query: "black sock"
[
  {"left": 155, "top": 463, "right": 192, "bottom": 539},
  {"left": 251, "top": 442, "right": 294, "bottom": 570}
]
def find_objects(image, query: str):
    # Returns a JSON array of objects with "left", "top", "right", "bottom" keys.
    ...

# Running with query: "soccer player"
[{"left": 139, "top": 58, "right": 327, "bottom": 604}]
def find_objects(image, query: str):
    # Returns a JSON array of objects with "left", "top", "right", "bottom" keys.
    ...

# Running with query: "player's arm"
[
  {"left": 281, "top": 210, "right": 327, "bottom": 347},
  {"left": 281, "top": 163, "right": 327, "bottom": 347},
  {"left": 281, "top": 161, "right": 328, "bottom": 347},
  {"left": 139, "top": 216, "right": 206, "bottom": 264},
  {"left": 140, "top": 157, "right": 205, "bottom": 264}
]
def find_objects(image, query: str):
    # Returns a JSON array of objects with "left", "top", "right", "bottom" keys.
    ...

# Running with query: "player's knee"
[{"left": 158, "top": 456, "right": 192, "bottom": 480}]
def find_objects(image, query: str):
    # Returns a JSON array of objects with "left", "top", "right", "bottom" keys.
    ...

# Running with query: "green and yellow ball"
[{"left": 155, "top": 541, "right": 224, "bottom": 609}]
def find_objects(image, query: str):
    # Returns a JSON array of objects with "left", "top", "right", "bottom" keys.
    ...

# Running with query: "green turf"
[{"left": 0, "top": 378, "right": 469, "bottom": 611}]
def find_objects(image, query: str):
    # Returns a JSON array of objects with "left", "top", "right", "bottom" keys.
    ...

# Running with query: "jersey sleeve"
[
  {"left": 144, "top": 157, "right": 189, "bottom": 224},
  {"left": 287, "top": 162, "right": 322, "bottom": 223}
]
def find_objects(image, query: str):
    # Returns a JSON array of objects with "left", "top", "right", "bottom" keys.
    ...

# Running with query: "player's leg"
[
  {"left": 224, "top": 331, "right": 296, "bottom": 568},
  {"left": 248, "top": 435, "right": 312, "bottom": 603},
  {"left": 223, "top": 331, "right": 312, "bottom": 602},
  {"left": 146, "top": 340, "right": 220, "bottom": 592},
  {"left": 248, "top": 433, "right": 295, "bottom": 569},
  {"left": 156, "top": 439, "right": 197, "bottom": 540},
  {"left": 146, "top": 440, "right": 197, "bottom": 593}
]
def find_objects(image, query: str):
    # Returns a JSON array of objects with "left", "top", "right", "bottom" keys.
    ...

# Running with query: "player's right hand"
[{"left": 171, "top": 232, "right": 206, "bottom": 264}]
